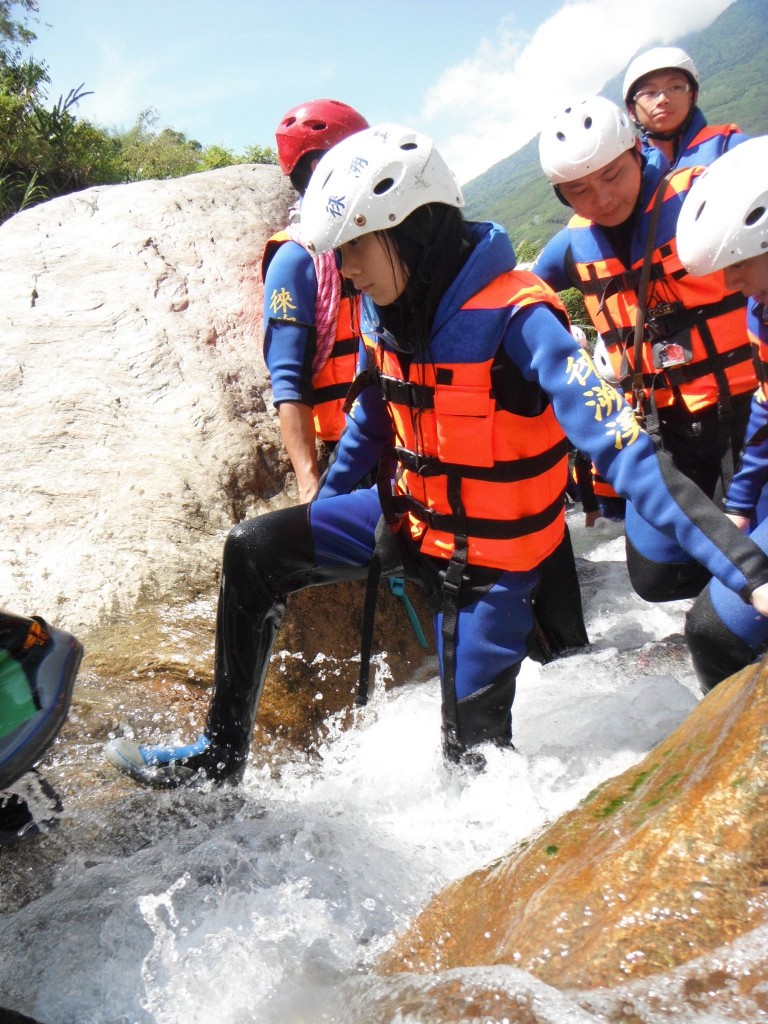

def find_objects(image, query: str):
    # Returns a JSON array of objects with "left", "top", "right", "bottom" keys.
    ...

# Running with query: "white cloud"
[{"left": 420, "top": 0, "right": 736, "bottom": 183}]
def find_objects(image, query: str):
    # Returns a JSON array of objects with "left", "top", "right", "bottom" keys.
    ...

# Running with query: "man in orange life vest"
[
  {"left": 534, "top": 96, "right": 756, "bottom": 604},
  {"left": 262, "top": 99, "right": 369, "bottom": 503},
  {"left": 622, "top": 46, "right": 747, "bottom": 172}
]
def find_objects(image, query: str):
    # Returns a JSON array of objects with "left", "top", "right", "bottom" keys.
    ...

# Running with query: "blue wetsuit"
[{"left": 263, "top": 239, "right": 322, "bottom": 409}]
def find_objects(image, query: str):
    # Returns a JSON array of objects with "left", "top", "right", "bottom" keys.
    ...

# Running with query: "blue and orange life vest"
[
  {"left": 363, "top": 271, "right": 571, "bottom": 572},
  {"left": 262, "top": 231, "right": 359, "bottom": 443},
  {"left": 567, "top": 165, "right": 753, "bottom": 415},
  {"left": 674, "top": 122, "right": 742, "bottom": 168}
]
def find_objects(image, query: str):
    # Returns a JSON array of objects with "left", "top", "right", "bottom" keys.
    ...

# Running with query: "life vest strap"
[
  {"left": 377, "top": 375, "right": 435, "bottom": 410},
  {"left": 392, "top": 436, "right": 570, "bottom": 482},
  {"left": 394, "top": 491, "right": 564, "bottom": 540}
]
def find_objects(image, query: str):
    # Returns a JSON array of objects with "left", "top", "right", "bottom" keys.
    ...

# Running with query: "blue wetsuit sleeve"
[
  {"left": 263, "top": 241, "right": 318, "bottom": 406},
  {"left": 316, "top": 341, "right": 394, "bottom": 499},
  {"left": 507, "top": 303, "right": 768, "bottom": 600},
  {"left": 532, "top": 230, "right": 574, "bottom": 294},
  {"left": 724, "top": 391, "right": 768, "bottom": 517}
]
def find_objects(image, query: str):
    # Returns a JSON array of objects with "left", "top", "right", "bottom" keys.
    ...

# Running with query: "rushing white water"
[{"left": 1, "top": 518, "right": 763, "bottom": 1024}]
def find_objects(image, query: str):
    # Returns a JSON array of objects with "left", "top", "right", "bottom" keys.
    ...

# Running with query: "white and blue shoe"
[{"left": 104, "top": 734, "right": 218, "bottom": 789}]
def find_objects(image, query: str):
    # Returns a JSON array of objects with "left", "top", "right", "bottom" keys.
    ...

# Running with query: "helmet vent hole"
[
  {"left": 746, "top": 205, "right": 766, "bottom": 227},
  {"left": 555, "top": 131, "right": 566, "bottom": 142},
  {"left": 583, "top": 116, "right": 593, "bottom": 130},
  {"left": 373, "top": 177, "right": 395, "bottom": 195},
  {"left": 694, "top": 200, "right": 706, "bottom": 222},
  {"left": 400, "top": 142, "right": 417, "bottom": 151}
]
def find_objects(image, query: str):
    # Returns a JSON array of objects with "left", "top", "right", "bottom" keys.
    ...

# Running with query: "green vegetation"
[{"left": 0, "top": 1, "right": 277, "bottom": 224}]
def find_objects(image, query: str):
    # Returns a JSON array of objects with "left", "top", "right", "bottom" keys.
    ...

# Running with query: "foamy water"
[{"left": 1, "top": 521, "right": 764, "bottom": 1023}]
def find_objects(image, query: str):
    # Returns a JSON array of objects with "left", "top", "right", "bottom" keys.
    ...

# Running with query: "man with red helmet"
[{"left": 262, "top": 99, "right": 369, "bottom": 501}]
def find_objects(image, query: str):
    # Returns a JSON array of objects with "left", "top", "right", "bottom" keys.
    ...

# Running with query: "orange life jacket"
[
  {"left": 262, "top": 231, "right": 359, "bottom": 443},
  {"left": 365, "top": 271, "right": 570, "bottom": 572},
  {"left": 568, "top": 166, "right": 753, "bottom": 415}
]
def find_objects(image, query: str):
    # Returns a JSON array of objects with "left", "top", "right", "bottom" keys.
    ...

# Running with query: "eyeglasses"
[{"left": 633, "top": 82, "right": 691, "bottom": 103}]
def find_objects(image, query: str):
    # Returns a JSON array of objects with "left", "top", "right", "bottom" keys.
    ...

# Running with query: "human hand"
[
  {"left": 750, "top": 582, "right": 768, "bottom": 617},
  {"left": 726, "top": 513, "right": 751, "bottom": 533}
]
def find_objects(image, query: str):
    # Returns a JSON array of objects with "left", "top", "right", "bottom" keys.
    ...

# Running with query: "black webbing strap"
[
  {"left": 355, "top": 555, "right": 382, "bottom": 707},
  {"left": 632, "top": 170, "right": 676, "bottom": 432},
  {"left": 438, "top": 474, "right": 469, "bottom": 748}
]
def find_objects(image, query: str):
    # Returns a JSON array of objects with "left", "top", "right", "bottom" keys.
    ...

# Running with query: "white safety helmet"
[
  {"left": 592, "top": 335, "right": 620, "bottom": 385},
  {"left": 623, "top": 46, "right": 700, "bottom": 107},
  {"left": 677, "top": 137, "right": 768, "bottom": 276},
  {"left": 300, "top": 123, "right": 465, "bottom": 254},
  {"left": 539, "top": 96, "right": 636, "bottom": 185},
  {"left": 570, "top": 325, "right": 588, "bottom": 346}
]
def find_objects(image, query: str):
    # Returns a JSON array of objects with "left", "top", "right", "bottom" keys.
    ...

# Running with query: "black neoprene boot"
[{"left": 443, "top": 666, "right": 518, "bottom": 771}]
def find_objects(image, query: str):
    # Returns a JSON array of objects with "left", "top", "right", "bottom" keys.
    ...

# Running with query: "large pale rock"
[
  {"left": 0, "top": 165, "right": 295, "bottom": 635},
  {"left": 0, "top": 168, "right": 435, "bottom": 739},
  {"left": 380, "top": 658, "right": 768, "bottom": 993}
]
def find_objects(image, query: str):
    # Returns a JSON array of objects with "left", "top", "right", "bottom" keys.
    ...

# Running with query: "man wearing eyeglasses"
[{"left": 622, "top": 46, "right": 747, "bottom": 170}]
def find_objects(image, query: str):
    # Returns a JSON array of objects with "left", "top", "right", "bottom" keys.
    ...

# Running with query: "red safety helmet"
[{"left": 275, "top": 99, "right": 369, "bottom": 175}]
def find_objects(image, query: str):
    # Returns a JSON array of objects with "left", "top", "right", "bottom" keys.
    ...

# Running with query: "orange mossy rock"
[{"left": 380, "top": 658, "right": 768, "bottom": 991}]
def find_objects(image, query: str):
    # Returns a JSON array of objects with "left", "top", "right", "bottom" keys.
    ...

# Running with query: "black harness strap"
[
  {"left": 439, "top": 473, "right": 468, "bottom": 749},
  {"left": 355, "top": 554, "right": 382, "bottom": 707},
  {"left": 392, "top": 436, "right": 570, "bottom": 482},
  {"left": 393, "top": 490, "right": 564, "bottom": 540},
  {"left": 631, "top": 171, "right": 676, "bottom": 433}
]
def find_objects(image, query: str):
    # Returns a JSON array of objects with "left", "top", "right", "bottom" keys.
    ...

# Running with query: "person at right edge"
[
  {"left": 104, "top": 125, "right": 768, "bottom": 789},
  {"left": 676, "top": 136, "right": 768, "bottom": 691},
  {"left": 534, "top": 96, "right": 757, "bottom": 605}
]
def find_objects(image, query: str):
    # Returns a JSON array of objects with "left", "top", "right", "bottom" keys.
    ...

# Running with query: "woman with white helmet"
[
  {"left": 105, "top": 126, "right": 768, "bottom": 787},
  {"left": 534, "top": 95, "right": 757, "bottom": 606},
  {"left": 677, "top": 137, "right": 768, "bottom": 690},
  {"left": 623, "top": 46, "right": 747, "bottom": 170}
]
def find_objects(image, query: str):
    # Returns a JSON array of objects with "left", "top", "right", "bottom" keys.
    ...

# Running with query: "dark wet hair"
[
  {"left": 376, "top": 202, "right": 469, "bottom": 353},
  {"left": 290, "top": 150, "right": 325, "bottom": 195}
]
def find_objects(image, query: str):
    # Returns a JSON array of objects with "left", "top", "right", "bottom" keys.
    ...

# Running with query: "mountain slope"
[{"left": 462, "top": 0, "right": 767, "bottom": 250}]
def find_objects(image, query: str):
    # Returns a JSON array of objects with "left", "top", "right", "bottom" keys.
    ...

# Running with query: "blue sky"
[{"left": 29, "top": 0, "right": 735, "bottom": 184}]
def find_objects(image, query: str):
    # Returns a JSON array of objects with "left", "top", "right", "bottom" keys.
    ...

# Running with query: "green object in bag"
[{"left": 0, "top": 649, "right": 37, "bottom": 739}]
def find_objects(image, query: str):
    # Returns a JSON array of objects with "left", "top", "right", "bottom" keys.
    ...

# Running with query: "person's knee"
[
  {"left": 626, "top": 536, "right": 710, "bottom": 603},
  {"left": 685, "top": 589, "right": 758, "bottom": 693},
  {"left": 224, "top": 505, "right": 314, "bottom": 589}
]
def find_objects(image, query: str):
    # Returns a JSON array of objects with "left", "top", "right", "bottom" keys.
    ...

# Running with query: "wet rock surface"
[{"left": 381, "top": 659, "right": 768, "bottom": 1001}]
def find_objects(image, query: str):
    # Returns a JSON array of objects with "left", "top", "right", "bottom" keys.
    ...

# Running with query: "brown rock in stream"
[{"left": 380, "top": 658, "right": 768, "bottom": 991}]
